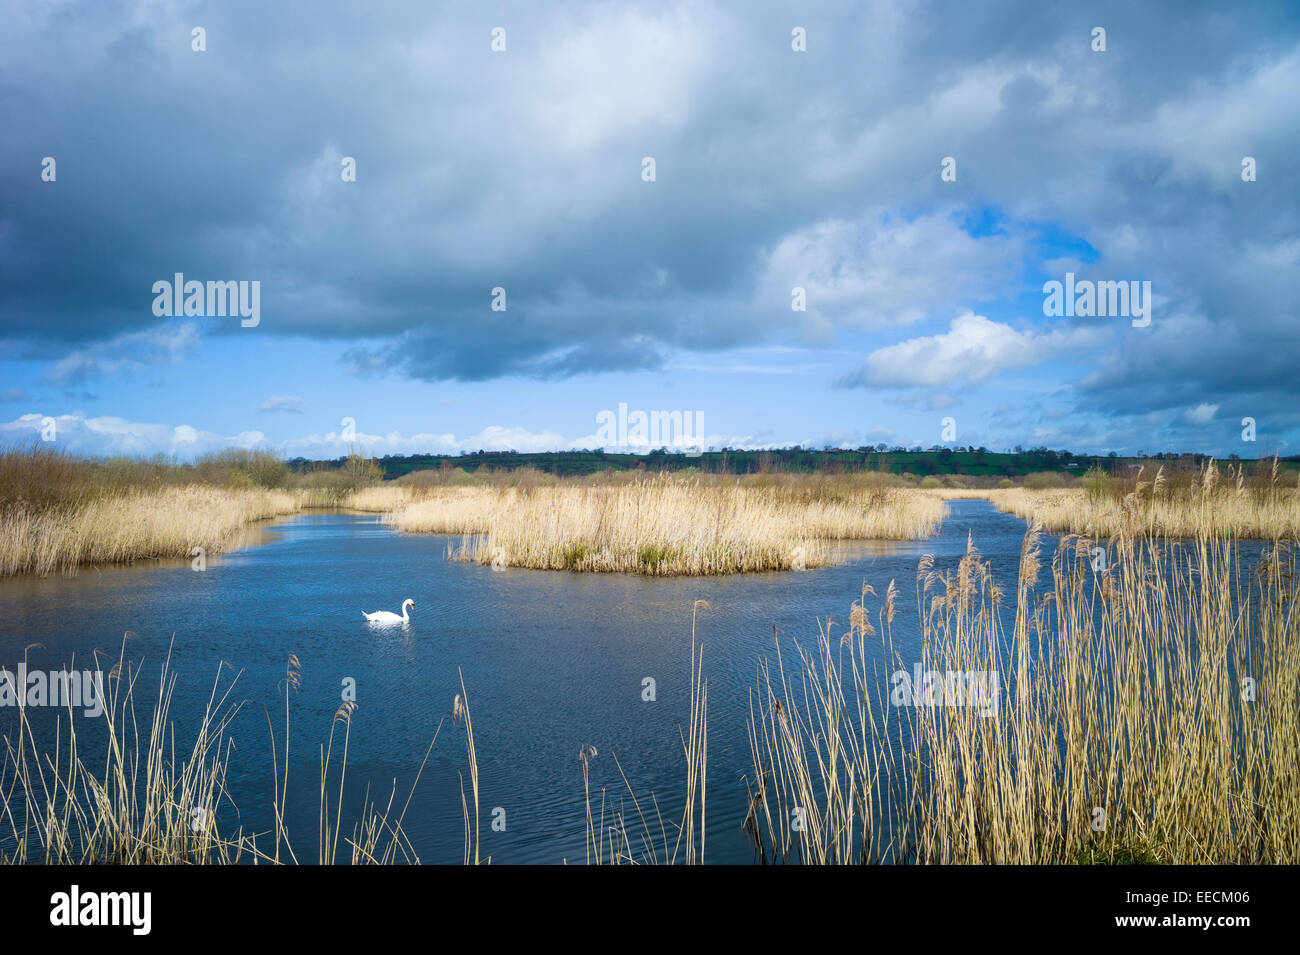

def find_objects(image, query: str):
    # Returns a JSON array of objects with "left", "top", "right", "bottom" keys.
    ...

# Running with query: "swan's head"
[{"left": 403, "top": 598, "right": 415, "bottom": 610}]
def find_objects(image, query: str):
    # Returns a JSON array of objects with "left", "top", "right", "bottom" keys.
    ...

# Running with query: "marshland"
[{"left": 1, "top": 446, "right": 1298, "bottom": 863}]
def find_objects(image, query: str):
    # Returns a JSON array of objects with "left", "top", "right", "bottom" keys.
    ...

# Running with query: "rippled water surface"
[{"left": 0, "top": 500, "right": 1046, "bottom": 864}]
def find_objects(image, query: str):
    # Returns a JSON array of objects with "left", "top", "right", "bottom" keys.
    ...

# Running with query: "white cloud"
[
  {"left": 1, "top": 411, "right": 778, "bottom": 460},
  {"left": 0, "top": 411, "right": 257, "bottom": 458},
  {"left": 528, "top": 5, "right": 716, "bottom": 154},
  {"left": 842, "top": 311, "right": 1106, "bottom": 388},
  {"left": 758, "top": 211, "right": 1024, "bottom": 338}
]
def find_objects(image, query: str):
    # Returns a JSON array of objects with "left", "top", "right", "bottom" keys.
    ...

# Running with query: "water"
[{"left": 0, "top": 500, "right": 1044, "bottom": 864}]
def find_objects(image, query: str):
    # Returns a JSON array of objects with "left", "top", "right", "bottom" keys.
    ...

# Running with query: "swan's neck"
[{"left": 402, "top": 603, "right": 410, "bottom": 622}]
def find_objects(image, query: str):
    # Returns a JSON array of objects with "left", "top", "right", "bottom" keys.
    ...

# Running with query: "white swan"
[{"left": 363, "top": 598, "right": 414, "bottom": 626}]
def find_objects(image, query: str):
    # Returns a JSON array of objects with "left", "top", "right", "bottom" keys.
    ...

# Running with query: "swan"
[{"left": 363, "top": 598, "right": 414, "bottom": 626}]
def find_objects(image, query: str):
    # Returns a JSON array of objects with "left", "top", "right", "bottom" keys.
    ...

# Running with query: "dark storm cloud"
[
  {"left": 346, "top": 323, "right": 666, "bottom": 383},
  {"left": 1, "top": 0, "right": 1298, "bottom": 420}
]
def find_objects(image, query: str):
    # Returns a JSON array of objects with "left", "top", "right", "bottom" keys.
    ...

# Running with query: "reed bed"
[
  {"left": 0, "top": 630, "right": 707, "bottom": 866},
  {"left": 0, "top": 486, "right": 301, "bottom": 577},
  {"left": 744, "top": 527, "right": 1300, "bottom": 864},
  {"left": 339, "top": 484, "right": 414, "bottom": 513},
  {"left": 384, "top": 476, "right": 945, "bottom": 575},
  {"left": 0, "top": 445, "right": 389, "bottom": 577},
  {"left": 945, "top": 459, "right": 1300, "bottom": 539},
  {"left": 0, "top": 449, "right": 946, "bottom": 578},
  {"left": 5, "top": 526, "right": 1295, "bottom": 865},
  {"left": 980, "top": 487, "right": 1300, "bottom": 539},
  {"left": 0, "top": 643, "right": 438, "bottom": 865}
]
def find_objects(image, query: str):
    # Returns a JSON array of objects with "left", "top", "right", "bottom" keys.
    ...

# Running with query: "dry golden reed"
[
  {"left": 937, "top": 459, "right": 1300, "bottom": 539},
  {"left": 0, "top": 642, "right": 436, "bottom": 865},
  {"left": 0, "top": 486, "right": 301, "bottom": 576},
  {"left": 979, "top": 486, "right": 1300, "bottom": 539},
  {"left": 0, "top": 444, "right": 386, "bottom": 577},
  {"left": 381, "top": 475, "right": 945, "bottom": 575},
  {"left": 745, "top": 527, "right": 1300, "bottom": 864}
]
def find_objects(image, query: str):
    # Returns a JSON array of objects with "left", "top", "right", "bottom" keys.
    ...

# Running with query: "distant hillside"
[{"left": 287, "top": 447, "right": 1300, "bottom": 482}]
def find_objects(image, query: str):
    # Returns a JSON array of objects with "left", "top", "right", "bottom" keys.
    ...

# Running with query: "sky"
[{"left": 2, "top": 0, "right": 1298, "bottom": 461}]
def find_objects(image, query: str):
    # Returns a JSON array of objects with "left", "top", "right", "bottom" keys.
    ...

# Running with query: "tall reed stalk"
[
  {"left": 453, "top": 673, "right": 484, "bottom": 865},
  {"left": 1, "top": 643, "right": 437, "bottom": 865},
  {"left": 578, "top": 602, "right": 709, "bottom": 864},
  {"left": 745, "top": 525, "right": 1300, "bottom": 863}
]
